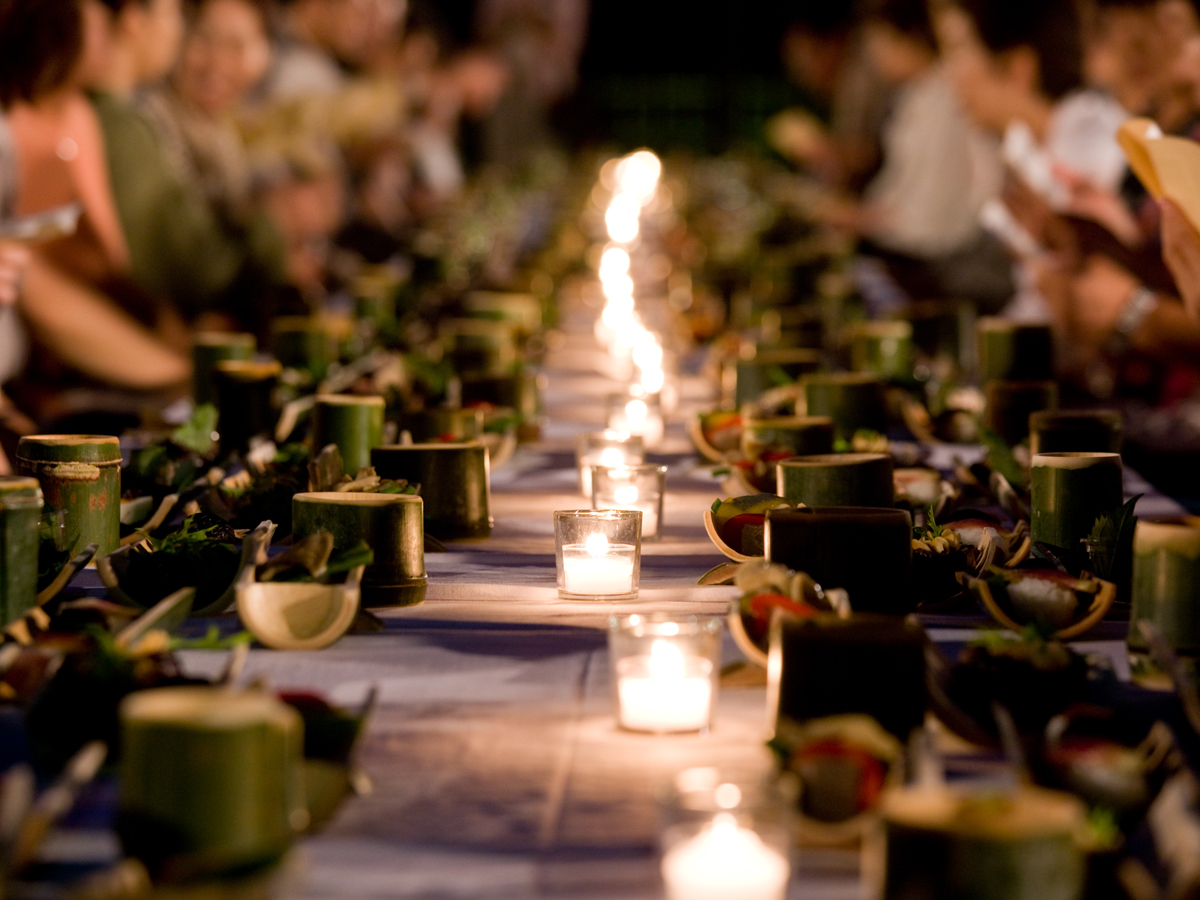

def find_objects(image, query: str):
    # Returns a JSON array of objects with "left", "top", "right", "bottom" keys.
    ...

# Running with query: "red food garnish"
[
  {"left": 720, "top": 512, "right": 765, "bottom": 549},
  {"left": 795, "top": 739, "right": 887, "bottom": 812}
]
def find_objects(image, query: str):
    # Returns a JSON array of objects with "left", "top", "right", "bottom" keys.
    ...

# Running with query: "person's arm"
[
  {"left": 1070, "top": 253, "right": 1200, "bottom": 366},
  {"left": 60, "top": 94, "right": 130, "bottom": 272},
  {"left": 20, "top": 252, "right": 189, "bottom": 391}
]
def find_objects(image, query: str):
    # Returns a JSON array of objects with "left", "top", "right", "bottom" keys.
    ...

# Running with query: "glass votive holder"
[
  {"left": 606, "top": 392, "right": 665, "bottom": 447},
  {"left": 660, "top": 767, "right": 792, "bottom": 900},
  {"left": 576, "top": 431, "right": 645, "bottom": 497},
  {"left": 555, "top": 509, "right": 642, "bottom": 601},
  {"left": 607, "top": 614, "right": 722, "bottom": 733},
  {"left": 591, "top": 463, "right": 668, "bottom": 540}
]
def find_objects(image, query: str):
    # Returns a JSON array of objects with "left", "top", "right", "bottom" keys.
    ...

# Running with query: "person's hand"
[
  {"left": 0, "top": 243, "right": 30, "bottom": 306},
  {"left": 1001, "top": 170, "right": 1078, "bottom": 259},
  {"left": 1056, "top": 166, "right": 1141, "bottom": 246},
  {"left": 1070, "top": 254, "right": 1141, "bottom": 343},
  {"left": 1160, "top": 197, "right": 1200, "bottom": 319}
]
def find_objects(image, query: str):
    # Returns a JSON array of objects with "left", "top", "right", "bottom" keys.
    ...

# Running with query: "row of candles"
[{"left": 557, "top": 153, "right": 791, "bottom": 898}]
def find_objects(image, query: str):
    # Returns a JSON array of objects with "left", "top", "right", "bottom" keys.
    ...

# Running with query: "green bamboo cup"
[
  {"left": 765, "top": 507, "right": 913, "bottom": 614},
  {"left": 1030, "top": 452, "right": 1124, "bottom": 556},
  {"left": 776, "top": 453, "right": 895, "bottom": 508},
  {"left": 312, "top": 395, "right": 385, "bottom": 477},
  {"left": 371, "top": 442, "right": 492, "bottom": 540},
  {"left": 192, "top": 332, "right": 255, "bottom": 408},
  {"left": 460, "top": 370, "right": 543, "bottom": 440},
  {"left": 118, "top": 687, "right": 306, "bottom": 877},
  {"left": 462, "top": 290, "right": 542, "bottom": 336},
  {"left": 441, "top": 319, "right": 519, "bottom": 377},
  {"left": 0, "top": 477, "right": 43, "bottom": 626},
  {"left": 740, "top": 416, "right": 835, "bottom": 461},
  {"left": 271, "top": 316, "right": 338, "bottom": 382},
  {"left": 1128, "top": 519, "right": 1200, "bottom": 653},
  {"left": 848, "top": 320, "right": 914, "bottom": 381},
  {"left": 770, "top": 613, "right": 926, "bottom": 739},
  {"left": 398, "top": 407, "right": 484, "bottom": 443},
  {"left": 213, "top": 360, "right": 282, "bottom": 455},
  {"left": 1029, "top": 409, "right": 1123, "bottom": 455},
  {"left": 985, "top": 380, "right": 1058, "bottom": 446},
  {"left": 977, "top": 318, "right": 1054, "bottom": 381},
  {"left": 881, "top": 785, "right": 1087, "bottom": 900},
  {"left": 293, "top": 492, "right": 427, "bottom": 608},
  {"left": 17, "top": 435, "right": 121, "bottom": 558},
  {"left": 801, "top": 372, "right": 887, "bottom": 440},
  {"left": 352, "top": 267, "right": 400, "bottom": 327},
  {"left": 733, "top": 348, "right": 822, "bottom": 407}
]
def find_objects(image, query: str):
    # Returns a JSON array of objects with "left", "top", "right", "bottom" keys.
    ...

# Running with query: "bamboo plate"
[
  {"left": 703, "top": 508, "right": 761, "bottom": 562},
  {"left": 968, "top": 574, "right": 1117, "bottom": 640}
]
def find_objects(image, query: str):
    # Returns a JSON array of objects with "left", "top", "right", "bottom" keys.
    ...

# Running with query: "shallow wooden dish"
[
  {"left": 967, "top": 573, "right": 1117, "bottom": 640},
  {"left": 703, "top": 508, "right": 761, "bottom": 563},
  {"left": 686, "top": 416, "right": 730, "bottom": 463},
  {"left": 237, "top": 566, "right": 364, "bottom": 651}
]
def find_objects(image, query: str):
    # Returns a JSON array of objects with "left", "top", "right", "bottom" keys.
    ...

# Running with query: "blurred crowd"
[
  {"left": 8, "top": 0, "right": 1200, "bottom": 471},
  {"left": 771, "top": 0, "right": 1200, "bottom": 448},
  {"left": 0, "top": 0, "right": 585, "bottom": 439}
]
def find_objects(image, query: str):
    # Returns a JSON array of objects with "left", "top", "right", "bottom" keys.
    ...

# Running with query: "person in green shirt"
[{"left": 79, "top": 0, "right": 287, "bottom": 326}]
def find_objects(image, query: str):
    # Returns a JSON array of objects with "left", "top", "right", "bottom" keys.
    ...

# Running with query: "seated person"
[
  {"left": 769, "top": 0, "right": 892, "bottom": 192},
  {"left": 81, "top": 0, "right": 289, "bottom": 328},
  {"left": 821, "top": 0, "right": 1011, "bottom": 311},
  {"left": 0, "top": 0, "right": 189, "bottom": 420}
]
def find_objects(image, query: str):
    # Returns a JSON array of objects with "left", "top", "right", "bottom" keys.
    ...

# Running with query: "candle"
[
  {"left": 580, "top": 446, "right": 630, "bottom": 497},
  {"left": 616, "top": 639, "right": 713, "bottom": 732},
  {"left": 661, "top": 813, "right": 790, "bottom": 900},
  {"left": 561, "top": 533, "right": 636, "bottom": 596},
  {"left": 608, "top": 398, "right": 665, "bottom": 446}
]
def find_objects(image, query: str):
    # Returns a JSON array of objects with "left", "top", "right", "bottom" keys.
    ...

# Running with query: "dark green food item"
[
  {"left": 120, "top": 517, "right": 240, "bottom": 611},
  {"left": 947, "top": 632, "right": 1088, "bottom": 737}
]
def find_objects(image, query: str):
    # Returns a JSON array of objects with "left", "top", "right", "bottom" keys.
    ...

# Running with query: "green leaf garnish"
[
  {"left": 171, "top": 404, "right": 219, "bottom": 455},
  {"left": 171, "top": 626, "right": 254, "bottom": 651}
]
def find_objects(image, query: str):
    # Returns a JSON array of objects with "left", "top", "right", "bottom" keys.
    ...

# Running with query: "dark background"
[
  {"left": 563, "top": 2, "right": 798, "bottom": 152},
  {"left": 426, "top": 0, "right": 802, "bottom": 153}
]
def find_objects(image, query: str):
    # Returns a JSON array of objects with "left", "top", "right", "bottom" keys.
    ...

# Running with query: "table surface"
[{"left": 30, "top": 329, "right": 1185, "bottom": 900}]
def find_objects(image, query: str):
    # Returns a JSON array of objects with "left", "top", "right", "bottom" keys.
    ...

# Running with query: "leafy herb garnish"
[{"left": 171, "top": 404, "right": 219, "bottom": 456}]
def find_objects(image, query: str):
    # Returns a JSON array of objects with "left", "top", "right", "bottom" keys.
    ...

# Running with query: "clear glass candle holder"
[
  {"left": 606, "top": 392, "right": 665, "bottom": 447},
  {"left": 660, "top": 768, "right": 792, "bottom": 900},
  {"left": 555, "top": 509, "right": 642, "bottom": 600},
  {"left": 607, "top": 614, "right": 722, "bottom": 733},
  {"left": 591, "top": 463, "right": 667, "bottom": 541},
  {"left": 576, "top": 431, "right": 645, "bottom": 498}
]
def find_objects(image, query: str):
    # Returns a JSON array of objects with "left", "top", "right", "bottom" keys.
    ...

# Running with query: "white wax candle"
[
  {"left": 662, "top": 814, "right": 790, "bottom": 900},
  {"left": 616, "top": 641, "right": 712, "bottom": 732},
  {"left": 561, "top": 534, "right": 636, "bottom": 596}
]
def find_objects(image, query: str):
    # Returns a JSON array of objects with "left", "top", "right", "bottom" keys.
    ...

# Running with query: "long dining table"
[{"left": 31, "top": 312, "right": 1186, "bottom": 900}]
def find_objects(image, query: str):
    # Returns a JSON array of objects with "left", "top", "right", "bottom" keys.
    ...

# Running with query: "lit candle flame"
[
  {"left": 625, "top": 399, "right": 648, "bottom": 423},
  {"left": 648, "top": 639, "right": 685, "bottom": 679},
  {"left": 614, "top": 484, "right": 639, "bottom": 505},
  {"left": 606, "top": 193, "right": 641, "bottom": 243},
  {"left": 585, "top": 532, "right": 610, "bottom": 557},
  {"left": 598, "top": 448, "right": 625, "bottom": 466}
]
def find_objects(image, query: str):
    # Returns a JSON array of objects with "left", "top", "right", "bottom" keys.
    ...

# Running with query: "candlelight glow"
[
  {"left": 585, "top": 532, "right": 610, "bottom": 557},
  {"left": 625, "top": 399, "right": 649, "bottom": 423},
  {"left": 648, "top": 639, "right": 685, "bottom": 679},
  {"left": 599, "top": 246, "right": 630, "bottom": 278},
  {"left": 640, "top": 368, "right": 665, "bottom": 393},
  {"left": 615, "top": 150, "right": 662, "bottom": 202},
  {"left": 598, "top": 448, "right": 625, "bottom": 466},
  {"left": 614, "top": 484, "right": 640, "bottom": 505},
  {"left": 606, "top": 193, "right": 641, "bottom": 243}
]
